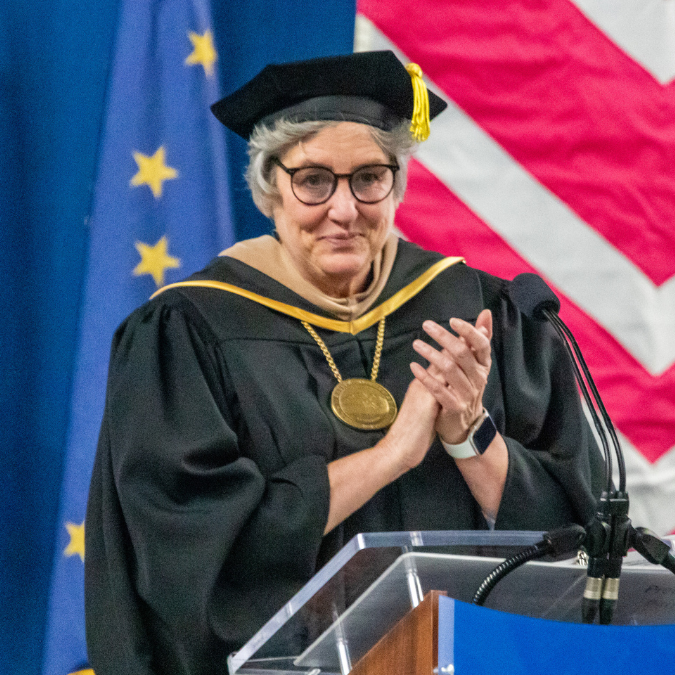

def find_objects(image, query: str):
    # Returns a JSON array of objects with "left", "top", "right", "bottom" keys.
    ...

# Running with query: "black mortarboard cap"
[{"left": 211, "top": 51, "right": 447, "bottom": 140}]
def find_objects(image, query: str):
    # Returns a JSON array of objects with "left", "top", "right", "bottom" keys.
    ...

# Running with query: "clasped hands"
[
  {"left": 388, "top": 309, "right": 493, "bottom": 472},
  {"left": 323, "top": 309, "right": 499, "bottom": 534},
  {"left": 410, "top": 307, "right": 493, "bottom": 446}
]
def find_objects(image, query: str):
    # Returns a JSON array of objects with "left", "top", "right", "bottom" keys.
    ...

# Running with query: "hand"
[
  {"left": 410, "top": 309, "right": 493, "bottom": 444},
  {"left": 324, "top": 377, "right": 440, "bottom": 534},
  {"left": 379, "top": 377, "right": 440, "bottom": 474}
]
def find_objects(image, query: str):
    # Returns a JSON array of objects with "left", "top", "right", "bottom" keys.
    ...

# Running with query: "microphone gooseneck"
[
  {"left": 506, "top": 273, "right": 675, "bottom": 626},
  {"left": 510, "top": 273, "right": 614, "bottom": 493},
  {"left": 472, "top": 525, "right": 586, "bottom": 607}
]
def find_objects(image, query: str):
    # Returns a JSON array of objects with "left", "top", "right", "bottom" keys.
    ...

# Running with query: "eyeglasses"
[{"left": 273, "top": 158, "right": 399, "bottom": 205}]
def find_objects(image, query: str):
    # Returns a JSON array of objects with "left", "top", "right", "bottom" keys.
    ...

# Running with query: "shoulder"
[
  {"left": 121, "top": 254, "right": 315, "bottom": 345},
  {"left": 393, "top": 239, "right": 508, "bottom": 292},
  {"left": 393, "top": 238, "right": 445, "bottom": 269},
  {"left": 473, "top": 267, "right": 512, "bottom": 310},
  {"left": 392, "top": 240, "right": 513, "bottom": 313},
  {"left": 110, "top": 256, "right": 237, "bottom": 353}
]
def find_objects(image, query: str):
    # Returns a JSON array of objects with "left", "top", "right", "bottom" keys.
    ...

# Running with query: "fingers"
[
  {"left": 474, "top": 308, "right": 493, "bottom": 341},
  {"left": 410, "top": 311, "right": 493, "bottom": 444},
  {"left": 412, "top": 311, "right": 492, "bottom": 386},
  {"left": 410, "top": 360, "right": 465, "bottom": 410},
  {"left": 442, "top": 312, "right": 492, "bottom": 368},
  {"left": 412, "top": 339, "right": 477, "bottom": 403}
]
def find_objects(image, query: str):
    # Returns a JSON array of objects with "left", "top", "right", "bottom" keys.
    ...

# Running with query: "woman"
[{"left": 85, "top": 51, "right": 603, "bottom": 674}]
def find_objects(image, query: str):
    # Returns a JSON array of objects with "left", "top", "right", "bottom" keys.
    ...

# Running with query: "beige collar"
[{"left": 219, "top": 233, "right": 399, "bottom": 321}]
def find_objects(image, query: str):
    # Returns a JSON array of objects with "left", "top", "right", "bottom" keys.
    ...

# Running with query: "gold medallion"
[
  {"left": 331, "top": 378, "right": 398, "bottom": 430},
  {"left": 302, "top": 317, "right": 398, "bottom": 430}
]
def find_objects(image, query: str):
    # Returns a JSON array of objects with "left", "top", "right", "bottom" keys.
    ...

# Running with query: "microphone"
[
  {"left": 509, "top": 273, "right": 629, "bottom": 625},
  {"left": 492, "top": 273, "right": 675, "bottom": 622},
  {"left": 509, "top": 272, "right": 561, "bottom": 319},
  {"left": 509, "top": 273, "right": 615, "bottom": 490}
]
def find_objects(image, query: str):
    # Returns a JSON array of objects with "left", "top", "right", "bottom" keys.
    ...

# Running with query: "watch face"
[{"left": 472, "top": 414, "right": 497, "bottom": 455}]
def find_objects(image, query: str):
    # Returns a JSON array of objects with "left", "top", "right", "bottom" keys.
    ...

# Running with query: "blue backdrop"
[{"left": 0, "top": 2, "right": 355, "bottom": 673}]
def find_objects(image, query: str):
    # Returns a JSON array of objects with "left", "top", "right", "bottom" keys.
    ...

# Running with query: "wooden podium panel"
[{"left": 351, "top": 591, "right": 445, "bottom": 675}]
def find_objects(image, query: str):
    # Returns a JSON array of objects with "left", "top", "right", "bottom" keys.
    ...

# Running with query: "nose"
[{"left": 327, "top": 176, "right": 358, "bottom": 223}]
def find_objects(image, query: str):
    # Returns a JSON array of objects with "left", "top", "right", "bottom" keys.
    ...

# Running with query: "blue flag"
[{"left": 41, "top": 0, "right": 234, "bottom": 672}]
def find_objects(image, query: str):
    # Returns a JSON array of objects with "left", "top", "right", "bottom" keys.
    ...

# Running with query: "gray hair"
[{"left": 245, "top": 119, "right": 416, "bottom": 217}]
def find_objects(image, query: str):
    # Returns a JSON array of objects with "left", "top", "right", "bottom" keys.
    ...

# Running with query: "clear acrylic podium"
[{"left": 227, "top": 531, "right": 675, "bottom": 675}]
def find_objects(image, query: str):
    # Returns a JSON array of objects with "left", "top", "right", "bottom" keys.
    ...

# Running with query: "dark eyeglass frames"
[{"left": 273, "top": 158, "right": 399, "bottom": 205}]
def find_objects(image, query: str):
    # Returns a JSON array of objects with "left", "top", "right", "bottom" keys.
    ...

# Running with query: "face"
[{"left": 271, "top": 122, "right": 398, "bottom": 298}]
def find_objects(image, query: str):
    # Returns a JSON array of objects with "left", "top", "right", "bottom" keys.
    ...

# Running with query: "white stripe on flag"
[{"left": 572, "top": 0, "right": 675, "bottom": 85}]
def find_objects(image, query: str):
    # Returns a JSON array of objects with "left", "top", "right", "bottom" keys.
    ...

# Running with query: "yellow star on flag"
[
  {"left": 185, "top": 29, "right": 217, "bottom": 77},
  {"left": 64, "top": 521, "right": 85, "bottom": 562},
  {"left": 133, "top": 235, "right": 181, "bottom": 287},
  {"left": 68, "top": 670, "right": 95, "bottom": 675},
  {"left": 130, "top": 146, "right": 178, "bottom": 199}
]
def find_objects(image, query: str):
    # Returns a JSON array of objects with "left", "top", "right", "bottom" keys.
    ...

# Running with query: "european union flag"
[{"left": 41, "top": 0, "right": 234, "bottom": 673}]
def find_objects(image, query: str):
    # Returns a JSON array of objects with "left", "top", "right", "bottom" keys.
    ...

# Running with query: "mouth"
[{"left": 318, "top": 232, "right": 363, "bottom": 243}]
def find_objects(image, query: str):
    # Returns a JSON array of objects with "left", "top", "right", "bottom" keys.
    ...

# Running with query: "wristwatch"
[{"left": 440, "top": 408, "right": 497, "bottom": 459}]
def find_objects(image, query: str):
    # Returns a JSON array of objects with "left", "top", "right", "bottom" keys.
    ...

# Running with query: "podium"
[{"left": 227, "top": 531, "right": 675, "bottom": 675}]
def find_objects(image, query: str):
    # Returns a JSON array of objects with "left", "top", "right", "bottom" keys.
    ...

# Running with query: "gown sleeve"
[
  {"left": 483, "top": 277, "right": 606, "bottom": 530},
  {"left": 85, "top": 296, "right": 330, "bottom": 675}
]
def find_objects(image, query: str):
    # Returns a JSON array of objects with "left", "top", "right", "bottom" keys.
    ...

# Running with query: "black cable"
[
  {"left": 472, "top": 543, "right": 550, "bottom": 606},
  {"left": 472, "top": 525, "right": 586, "bottom": 606}
]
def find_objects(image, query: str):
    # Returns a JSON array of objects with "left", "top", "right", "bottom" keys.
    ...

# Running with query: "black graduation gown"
[{"left": 85, "top": 240, "right": 604, "bottom": 675}]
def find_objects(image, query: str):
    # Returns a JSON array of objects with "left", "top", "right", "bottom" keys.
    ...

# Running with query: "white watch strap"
[
  {"left": 440, "top": 409, "right": 488, "bottom": 459},
  {"left": 440, "top": 434, "right": 478, "bottom": 459}
]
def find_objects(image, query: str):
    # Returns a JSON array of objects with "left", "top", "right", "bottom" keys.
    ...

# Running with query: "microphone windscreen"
[{"left": 510, "top": 273, "right": 561, "bottom": 320}]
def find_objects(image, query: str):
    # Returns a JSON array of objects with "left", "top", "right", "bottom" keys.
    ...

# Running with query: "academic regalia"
[{"left": 85, "top": 239, "right": 604, "bottom": 675}]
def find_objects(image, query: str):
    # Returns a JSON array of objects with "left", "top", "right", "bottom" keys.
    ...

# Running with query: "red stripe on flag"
[
  {"left": 360, "top": 0, "right": 675, "bottom": 286},
  {"left": 397, "top": 160, "right": 675, "bottom": 462}
]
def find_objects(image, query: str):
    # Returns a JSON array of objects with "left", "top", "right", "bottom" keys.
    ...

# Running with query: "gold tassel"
[{"left": 405, "top": 63, "right": 431, "bottom": 142}]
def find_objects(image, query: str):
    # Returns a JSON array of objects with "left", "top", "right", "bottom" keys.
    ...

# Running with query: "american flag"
[{"left": 357, "top": 0, "right": 675, "bottom": 535}]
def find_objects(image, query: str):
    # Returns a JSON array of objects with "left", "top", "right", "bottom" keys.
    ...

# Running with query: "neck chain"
[{"left": 302, "top": 317, "right": 398, "bottom": 430}]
